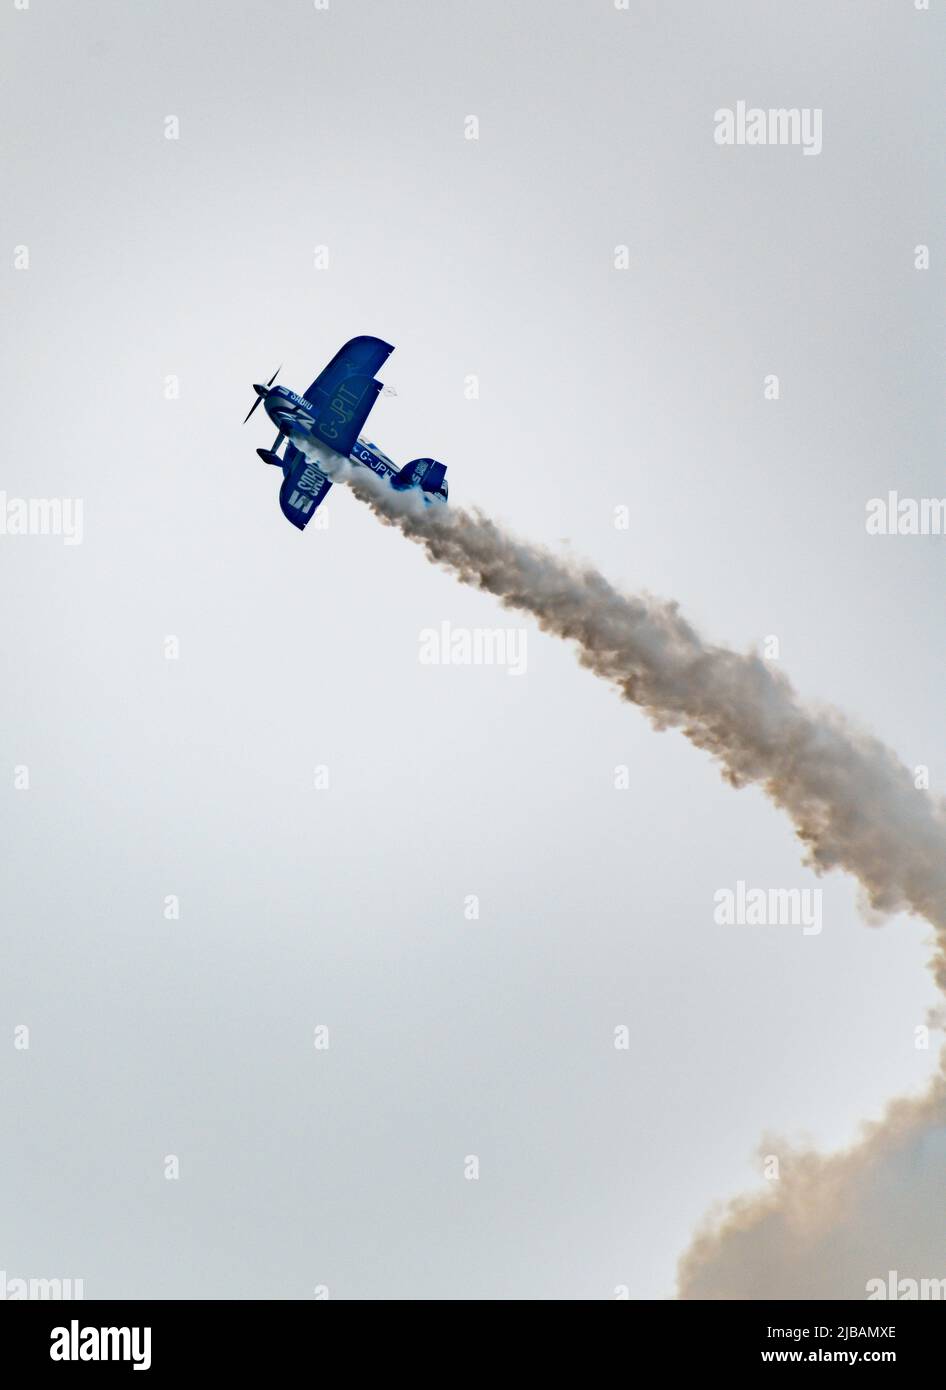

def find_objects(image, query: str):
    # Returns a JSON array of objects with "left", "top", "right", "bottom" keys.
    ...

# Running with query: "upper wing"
[
  {"left": 302, "top": 336, "right": 394, "bottom": 406},
  {"left": 302, "top": 335, "right": 394, "bottom": 458},
  {"left": 279, "top": 442, "right": 333, "bottom": 531}
]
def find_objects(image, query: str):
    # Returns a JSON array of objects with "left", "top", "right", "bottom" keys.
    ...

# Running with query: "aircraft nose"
[{"left": 253, "top": 382, "right": 268, "bottom": 397}]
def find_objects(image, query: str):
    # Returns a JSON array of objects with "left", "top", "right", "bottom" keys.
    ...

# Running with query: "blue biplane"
[{"left": 244, "top": 336, "right": 448, "bottom": 530}]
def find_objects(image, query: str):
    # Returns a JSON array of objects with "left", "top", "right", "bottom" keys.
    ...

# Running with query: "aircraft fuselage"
[{"left": 263, "top": 385, "right": 396, "bottom": 480}]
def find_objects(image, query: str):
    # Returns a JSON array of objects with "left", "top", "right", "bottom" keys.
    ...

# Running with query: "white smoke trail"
[
  {"left": 344, "top": 465, "right": 946, "bottom": 989},
  {"left": 676, "top": 1071, "right": 946, "bottom": 1299},
  {"left": 314, "top": 456, "right": 946, "bottom": 1297}
]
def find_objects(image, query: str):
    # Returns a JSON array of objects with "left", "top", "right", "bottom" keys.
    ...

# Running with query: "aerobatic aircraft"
[{"left": 243, "top": 335, "right": 448, "bottom": 530}]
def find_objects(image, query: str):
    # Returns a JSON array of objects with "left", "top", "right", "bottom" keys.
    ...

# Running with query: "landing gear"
[{"left": 257, "top": 432, "right": 285, "bottom": 467}]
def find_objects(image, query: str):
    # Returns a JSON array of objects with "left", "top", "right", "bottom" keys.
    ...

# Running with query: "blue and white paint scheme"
[{"left": 243, "top": 336, "right": 448, "bottom": 531}]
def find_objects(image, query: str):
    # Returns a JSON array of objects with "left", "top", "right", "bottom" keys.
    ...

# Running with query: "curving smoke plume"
[
  {"left": 340, "top": 461, "right": 946, "bottom": 1298},
  {"left": 348, "top": 468, "right": 946, "bottom": 974}
]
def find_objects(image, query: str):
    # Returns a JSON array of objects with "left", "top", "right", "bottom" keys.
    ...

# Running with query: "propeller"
[{"left": 243, "top": 366, "right": 281, "bottom": 424}]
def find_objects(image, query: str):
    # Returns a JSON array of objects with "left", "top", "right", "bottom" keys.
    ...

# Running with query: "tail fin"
[
  {"left": 420, "top": 460, "right": 446, "bottom": 494},
  {"left": 392, "top": 457, "right": 448, "bottom": 500}
]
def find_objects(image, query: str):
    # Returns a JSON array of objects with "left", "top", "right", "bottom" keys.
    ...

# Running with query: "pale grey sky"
[{"left": 1, "top": 0, "right": 943, "bottom": 1298}]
